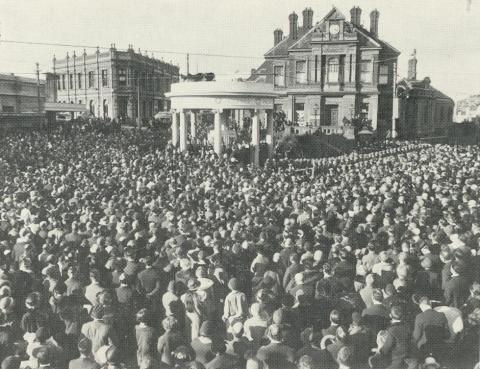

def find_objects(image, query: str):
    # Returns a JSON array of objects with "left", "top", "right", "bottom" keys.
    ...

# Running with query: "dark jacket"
[
  {"left": 380, "top": 321, "right": 412, "bottom": 369},
  {"left": 256, "top": 342, "right": 295, "bottom": 365},
  {"left": 444, "top": 275, "right": 470, "bottom": 308},
  {"left": 412, "top": 309, "right": 449, "bottom": 348},
  {"left": 362, "top": 304, "right": 390, "bottom": 319}
]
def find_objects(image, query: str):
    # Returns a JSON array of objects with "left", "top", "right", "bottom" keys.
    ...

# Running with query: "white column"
[
  {"left": 392, "top": 96, "right": 399, "bottom": 138},
  {"left": 265, "top": 110, "right": 274, "bottom": 158},
  {"left": 190, "top": 111, "right": 196, "bottom": 139},
  {"left": 171, "top": 110, "right": 178, "bottom": 146},
  {"left": 179, "top": 109, "right": 187, "bottom": 152},
  {"left": 239, "top": 110, "right": 244, "bottom": 129},
  {"left": 370, "top": 95, "right": 379, "bottom": 131},
  {"left": 251, "top": 109, "right": 261, "bottom": 166},
  {"left": 214, "top": 109, "right": 223, "bottom": 156}
]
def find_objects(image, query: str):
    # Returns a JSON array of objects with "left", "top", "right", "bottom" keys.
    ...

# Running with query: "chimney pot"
[
  {"left": 302, "top": 7, "right": 314, "bottom": 29},
  {"left": 370, "top": 9, "right": 380, "bottom": 37},
  {"left": 289, "top": 12, "right": 299, "bottom": 40},
  {"left": 350, "top": 6, "right": 362, "bottom": 26},
  {"left": 408, "top": 49, "right": 417, "bottom": 80},
  {"left": 274, "top": 28, "right": 284, "bottom": 46}
]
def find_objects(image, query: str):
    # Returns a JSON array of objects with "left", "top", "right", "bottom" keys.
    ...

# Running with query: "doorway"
[{"left": 324, "top": 105, "right": 338, "bottom": 126}]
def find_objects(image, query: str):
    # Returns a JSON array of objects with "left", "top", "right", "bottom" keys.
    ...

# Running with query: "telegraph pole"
[
  {"left": 186, "top": 53, "right": 190, "bottom": 75},
  {"left": 137, "top": 78, "right": 141, "bottom": 128},
  {"left": 136, "top": 50, "right": 142, "bottom": 128},
  {"left": 96, "top": 47, "right": 101, "bottom": 117},
  {"left": 392, "top": 61, "right": 398, "bottom": 139},
  {"left": 36, "top": 63, "right": 41, "bottom": 114}
]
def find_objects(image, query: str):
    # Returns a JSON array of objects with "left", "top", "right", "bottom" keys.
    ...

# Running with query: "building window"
[
  {"left": 328, "top": 57, "right": 339, "bottom": 84},
  {"left": 69, "top": 74, "right": 73, "bottom": 89},
  {"left": 78, "top": 73, "right": 82, "bottom": 89},
  {"left": 88, "top": 72, "right": 95, "bottom": 88},
  {"left": 134, "top": 71, "right": 139, "bottom": 88},
  {"left": 89, "top": 72, "right": 95, "bottom": 88},
  {"left": 118, "top": 69, "right": 127, "bottom": 86},
  {"left": 274, "top": 66, "right": 285, "bottom": 87},
  {"left": 2, "top": 106, "right": 14, "bottom": 113},
  {"left": 379, "top": 65, "right": 389, "bottom": 85},
  {"left": 62, "top": 75, "right": 66, "bottom": 90},
  {"left": 360, "top": 60, "right": 373, "bottom": 84},
  {"left": 314, "top": 55, "right": 319, "bottom": 83},
  {"left": 295, "top": 60, "right": 307, "bottom": 84},
  {"left": 361, "top": 102, "right": 369, "bottom": 117},
  {"left": 101, "top": 69, "right": 108, "bottom": 87},
  {"left": 312, "top": 104, "right": 320, "bottom": 126},
  {"left": 294, "top": 103, "right": 305, "bottom": 125},
  {"left": 56, "top": 75, "right": 61, "bottom": 90}
]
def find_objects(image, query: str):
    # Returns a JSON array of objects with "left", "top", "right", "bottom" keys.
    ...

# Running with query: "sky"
[{"left": 0, "top": 0, "right": 479, "bottom": 102}]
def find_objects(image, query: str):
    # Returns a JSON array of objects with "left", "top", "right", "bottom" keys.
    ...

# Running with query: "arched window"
[{"left": 103, "top": 99, "right": 109, "bottom": 118}]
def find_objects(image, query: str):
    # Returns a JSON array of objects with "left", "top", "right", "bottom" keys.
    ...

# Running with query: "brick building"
[
  {"left": 0, "top": 73, "right": 46, "bottom": 128},
  {"left": 249, "top": 6, "right": 400, "bottom": 135},
  {"left": 53, "top": 45, "right": 179, "bottom": 120},
  {"left": 395, "top": 51, "right": 454, "bottom": 138}
]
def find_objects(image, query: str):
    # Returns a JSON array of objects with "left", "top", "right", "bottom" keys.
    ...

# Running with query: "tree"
[
  {"left": 276, "top": 135, "right": 299, "bottom": 158},
  {"left": 344, "top": 113, "right": 372, "bottom": 139}
]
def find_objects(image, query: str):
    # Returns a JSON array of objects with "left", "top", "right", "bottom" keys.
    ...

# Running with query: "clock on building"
[{"left": 329, "top": 24, "right": 340, "bottom": 35}]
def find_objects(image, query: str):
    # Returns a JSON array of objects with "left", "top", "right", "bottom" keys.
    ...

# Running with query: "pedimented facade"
[{"left": 249, "top": 6, "right": 400, "bottom": 135}]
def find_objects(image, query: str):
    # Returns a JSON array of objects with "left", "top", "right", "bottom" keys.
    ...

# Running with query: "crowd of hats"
[{"left": 0, "top": 126, "right": 479, "bottom": 369}]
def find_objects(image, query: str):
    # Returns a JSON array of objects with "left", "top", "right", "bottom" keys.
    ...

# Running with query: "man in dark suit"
[
  {"left": 362, "top": 289, "right": 390, "bottom": 319},
  {"left": 380, "top": 305, "right": 412, "bottom": 369},
  {"left": 362, "top": 289, "right": 390, "bottom": 334},
  {"left": 69, "top": 338, "right": 99, "bottom": 369},
  {"left": 321, "top": 310, "right": 342, "bottom": 337},
  {"left": 34, "top": 346, "right": 60, "bottom": 369},
  {"left": 443, "top": 261, "right": 470, "bottom": 308},
  {"left": 412, "top": 297, "right": 449, "bottom": 360},
  {"left": 205, "top": 341, "right": 238, "bottom": 369},
  {"left": 256, "top": 324, "right": 295, "bottom": 368},
  {"left": 333, "top": 250, "right": 355, "bottom": 291},
  {"left": 282, "top": 254, "right": 303, "bottom": 290},
  {"left": 295, "top": 330, "right": 335, "bottom": 369}
]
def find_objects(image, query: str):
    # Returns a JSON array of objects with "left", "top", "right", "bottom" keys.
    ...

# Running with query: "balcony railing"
[{"left": 319, "top": 125, "right": 344, "bottom": 135}]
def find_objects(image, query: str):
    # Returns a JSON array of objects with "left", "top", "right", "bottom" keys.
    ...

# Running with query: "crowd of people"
[{"left": 0, "top": 126, "right": 479, "bottom": 369}]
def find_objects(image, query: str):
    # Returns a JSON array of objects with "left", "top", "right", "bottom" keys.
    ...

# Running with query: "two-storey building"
[
  {"left": 249, "top": 6, "right": 400, "bottom": 135},
  {"left": 0, "top": 73, "right": 46, "bottom": 128},
  {"left": 53, "top": 45, "right": 179, "bottom": 120}
]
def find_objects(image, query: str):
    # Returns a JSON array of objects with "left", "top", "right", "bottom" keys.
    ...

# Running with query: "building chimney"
[
  {"left": 408, "top": 49, "right": 417, "bottom": 80},
  {"left": 350, "top": 6, "right": 362, "bottom": 26},
  {"left": 302, "top": 7, "right": 314, "bottom": 29},
  {"left": 289, "top": 12, "right": 298, "bottom": 40},
  {"left": 274, "top": 29, "right": 284, "bottom": 46},
  {"left": 370, "top": 9, "right": 380, "bottom": 37}
]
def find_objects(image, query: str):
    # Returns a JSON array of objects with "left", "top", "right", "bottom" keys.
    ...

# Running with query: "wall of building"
[
  {"left": 0, "top": 74, "right": 46, "bottom": 114},
  {"left": 0, "top": 74, "right": 46, "bottom": 128},
  {"left": 399, "top": 96, "right": 453, "bottom": 138},
  {"left": 53, "top": 47, "right": 179, "bottom": 120}
]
